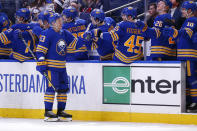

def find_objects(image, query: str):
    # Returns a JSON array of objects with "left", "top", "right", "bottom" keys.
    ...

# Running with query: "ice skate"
[
  {"left": 187, "top": 103, "right": 197, "bottom": 113},
  {"left": 44, "top": 111, "right": 58, "bottom": 122},
  {"left": 57, "top": 110, "right": 72, "bottom": 122}
]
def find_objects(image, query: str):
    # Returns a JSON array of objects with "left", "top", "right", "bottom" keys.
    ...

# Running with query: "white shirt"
[{"left": 170, "top": 7, "right": 177, "bottom": 17}]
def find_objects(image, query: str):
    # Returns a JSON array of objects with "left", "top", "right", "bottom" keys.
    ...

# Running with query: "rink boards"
[{"left": 0, "top": 60, "right": 197, "bottom": 125}]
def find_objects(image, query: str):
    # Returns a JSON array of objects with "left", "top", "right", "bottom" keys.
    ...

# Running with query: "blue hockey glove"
[
  {"left": 36, "top": 57, "right": 47, "bottom": 75},
  {"left": 82, "top": 31, "right": 93, "bottom": 41}
]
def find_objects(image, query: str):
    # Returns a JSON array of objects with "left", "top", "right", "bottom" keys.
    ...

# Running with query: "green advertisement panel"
[{"left": 103, "top": 66, "right": 131, "bottom": 104}]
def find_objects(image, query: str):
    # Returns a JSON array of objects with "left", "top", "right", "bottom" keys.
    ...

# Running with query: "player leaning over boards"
[
  {"left": 178, "top": 1, "right": 197, "bottom": 113},
  {"left": 95, "top": 7, "right": 160, "bottom": 64},
  {"left": 149, "top": 0, "right": 177, "bottom": 61},
  {"left": 62, "top": 7, "right": 89, "bottom": 61},
  {"left": 36, "top": 13, "right": 76, "bottom": 122},
  {"left": 0, "top": 3, "right": 11, "bottom": 59},
  {"left": 81, "top": 9, "right": 115, "bottom": 61},
  {"left": 164, "top": 1, "right": 197, "bottom": 113},
  {"left": 0, "top": 8, "right": 38, "bottom": 62}
]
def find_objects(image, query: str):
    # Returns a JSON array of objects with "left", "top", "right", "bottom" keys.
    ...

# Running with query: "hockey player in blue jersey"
[
  {"left": 98, "top": 7, "right": 160, "bottom": 64},
  {"left": 163, "top": 1, "right": 197, "bottom": 112},
  {"left": 7, "top": 8, "right": 38, "bottom": 62},
  {"left": 178, "top": 1, "right": 197, "bottom": 113},
  {"left": 0, "top": 27, "right": 37, "bottom": 62},
  {"left": 0, "top": 15, "right": 12, "bottom": 59},
  {"left": 149, "top": 0, "right": 177, "bottom": 61},
  {"left": 0, "top": 4, "right": 11, "bottom": 59},
  {"left": 11, "top": 8, "right": 33, "bottom": 31},
  {"left": 36, "top": 13, "right": 75, "bottom": 121},
  {"left": 0, "top": 8, "right": 38, "bottom": 61},
  {"left": 0, "top": 29, "right": 12, "bottom": 59},
  {"left": 62, "top": 7, "right": 88, "bottom": 61},
  {"left": 81, "top": 9, "right": 115, "bottom": 60}
]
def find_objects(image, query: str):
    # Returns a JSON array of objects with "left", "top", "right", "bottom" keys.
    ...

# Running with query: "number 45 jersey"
[{"left": 102, "top": 21, "right": 149, "bottom": 64}]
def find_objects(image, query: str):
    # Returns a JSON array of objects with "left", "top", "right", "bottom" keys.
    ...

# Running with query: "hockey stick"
[
  {"left": 19, "top": 31, "right": 57, "bottom": 91},
  {"left": 85, "top": 23, "right": 92, "bottom": 33}
]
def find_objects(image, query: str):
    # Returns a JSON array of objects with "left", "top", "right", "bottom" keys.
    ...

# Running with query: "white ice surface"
[{"left": 0, "top": 118, "right": 197, "bottom": 131}]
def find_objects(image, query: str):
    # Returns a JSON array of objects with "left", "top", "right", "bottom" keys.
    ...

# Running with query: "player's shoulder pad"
[
  {"left": 97, "top": 24, "right": 109, "bottom": 32},
  {"left": 159, "top": 13, "right": 171, "bottom": 21},
  {"left": 39, "top": 29, "right": 50, "bottom": 42},
  {"left": 40, "top": 28, "right": 50, "bottom": 37},
  {"left": 32, "top": 26, "right": 43, "bottom": 37},
  {"left": 11, "top": 23, "right": 33, "bottom": 30},
  {"left": 188, "top": 16, "right": 197, "bottom": 24},
  {"left": 1, "top": 28, "right": 14, "bottom": 41},
  {"left": 117, "top": 21, "right": 125, "bottom": 27},
  {"left": 164, "top": 13, "right": 171, "bottom": 18},
  {"left": 117, "top": 21, "right": 130, "bottom": 29},
  {"left": 62, "top": 29, "right": 73, "bottom": 36}
]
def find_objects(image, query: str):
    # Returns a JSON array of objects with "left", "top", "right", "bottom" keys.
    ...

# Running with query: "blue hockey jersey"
[
  {"left": 62, "top": 19, "right": 88, "bottom": 61},
  {"left": 0, "top": 29, "right": 12, "bottom": 58},
  {"left": 0, "top": 13, "right": 11, "bottom": 58},
  {"left": 36, "top": 27, "right": 77, "bottom": 71},
  {"left": 91, "top": 23, "right": 114, "bottom": 60},
  {"left": 102, "top": 21, "right": 152, "bottom": 64},
  {"left": 0, "top": 28, "right": 37, "bottom": 62},
  {"left": 150, "top": 13, "right": 176, "bottom": 60},
  {"left": 11, "top": 23, "right": 34, "bottom": 31},
  {"left": 177, "top": 16, "right": 197, "bottom": 61}
]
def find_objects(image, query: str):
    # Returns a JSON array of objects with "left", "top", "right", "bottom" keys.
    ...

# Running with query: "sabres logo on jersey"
[{"left": 56, "top": 39, "right": 67, "bottom": 56}]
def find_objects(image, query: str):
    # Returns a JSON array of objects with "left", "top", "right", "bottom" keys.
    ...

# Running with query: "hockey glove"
[
  {"left": 36, "top": 57, "right": 47, "bottom": 75},
  {"left": 82, "top": 31, "right": 93, "bottom": 41},
  {"left": 136, "top": 21, "right": 148, "bottom": 32}
]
